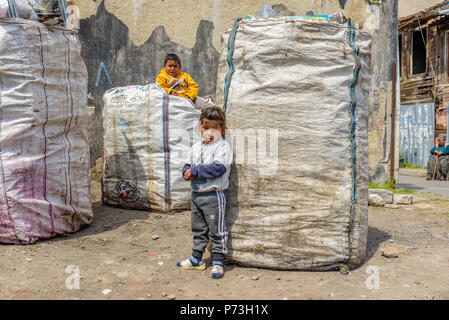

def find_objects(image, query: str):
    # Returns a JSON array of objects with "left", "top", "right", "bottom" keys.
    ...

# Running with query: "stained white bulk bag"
[
  {"left": 0, "top": 19, "right": 92, "bottom": 244},
  {"left": 102, "top": 84, "right": 201, "bottom": 212},
  {"left": 216, "top": 17, "right": 372, "bottom": 270}
]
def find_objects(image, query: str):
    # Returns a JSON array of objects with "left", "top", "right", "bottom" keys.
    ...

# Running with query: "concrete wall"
[{"left": 77, "top": 0, "right": 398, "bottom": 184}]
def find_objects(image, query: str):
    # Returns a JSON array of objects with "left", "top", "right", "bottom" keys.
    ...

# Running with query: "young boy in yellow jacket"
[{"left": 156, "top": 53, "right": 198, "bottom": 101}]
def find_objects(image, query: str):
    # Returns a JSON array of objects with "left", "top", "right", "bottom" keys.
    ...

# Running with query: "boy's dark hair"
[
  {"left": 164, "top": 53, "right": 181, "bottom": 67},
  {"left": 200, "top": 106, "right": 227, "bottom": 137}
]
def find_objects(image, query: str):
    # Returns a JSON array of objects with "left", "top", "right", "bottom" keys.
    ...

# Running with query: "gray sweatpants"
[{"left": 191, "top": 190, "right": 228, "bottom": 261}]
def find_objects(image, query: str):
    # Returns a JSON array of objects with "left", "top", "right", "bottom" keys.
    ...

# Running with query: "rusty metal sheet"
[{"left": 400, "top": 103, "right": 435, "bottom": 168}]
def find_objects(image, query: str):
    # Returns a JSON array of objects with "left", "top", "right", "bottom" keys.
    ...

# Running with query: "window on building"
[{"left": 411, "top": 29, "right": 427, "bottom": 75}]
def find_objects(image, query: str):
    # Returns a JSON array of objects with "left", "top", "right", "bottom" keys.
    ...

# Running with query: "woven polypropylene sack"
[
  {"left": 0, "top": 19, "right": 92, "bottom": 244},
  {"left": 215, "top": 18, "right": 372, "bottom": 270},
  {"left": 102, "top": 84, "right": 201, "bottom": 212}
]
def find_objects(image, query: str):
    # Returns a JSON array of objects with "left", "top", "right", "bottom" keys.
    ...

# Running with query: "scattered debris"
[
  {"left": 102, "top": 289, "right": 112, "bottom": 295},
  {"left": 385, "top": 204, "right": 400, "bottom": 209},
  {"left": 130, "top": 242, "right": 147, "bottom": 248},
  {"left": 168, "top": 294, "right": 176, "bottom": 300},
  {"left": 152, "top": 235, "right": 160, "bottom": 240},
  {"left": 161, "top": 292, "right": 167, "bottom": 297},
  {"left": 369, "top": 189, "right": 394, "bottom": 204},
  {"left": 147, "top": 252, "right": 158, "bottom": 256},
  {"left": 251, "top": 276, "right": 259, "bottom": 281},
  {"left": 339, "top": 265, "right": 350, "bottom": 275},
  {"left": 381, "top": 247, "right": 399, "bottom": 258},
  {"left": 381, "top": 244, "right": 412, "bottom": 258},
  {"left": 394, "top": 194, "right": 413, "bottom": 205},
  {"left": 368, "top": 194, "right": 385, "bottom": 207}
]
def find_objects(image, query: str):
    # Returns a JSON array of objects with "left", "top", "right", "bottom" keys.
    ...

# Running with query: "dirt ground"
[{"left": 1, "top": 180, "right": 449, "bottom": 300}]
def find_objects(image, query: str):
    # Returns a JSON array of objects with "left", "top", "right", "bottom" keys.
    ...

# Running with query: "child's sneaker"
[
  {"left": 211, "top": 261, "right": 224, "bottom": 279},
  {"left": 176, "top": 256, "right": 206, "bottom": 270}
]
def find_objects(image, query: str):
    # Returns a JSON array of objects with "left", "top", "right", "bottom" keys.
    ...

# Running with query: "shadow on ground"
[
  {"left": 364, "top": 226, "right": 391, "bottom": 262},
  {"left": 396, "top": 183, "right": 425, "bottom": 191},
  {"left": 43, "top": 202, "right": 152, "bottom": 244}
]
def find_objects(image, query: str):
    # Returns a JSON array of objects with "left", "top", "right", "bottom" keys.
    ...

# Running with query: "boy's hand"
[
  {"left": 171, "top": 91, "right": 179, "bottom": 96},
  {"left": 184, "top": 168, "right": 192, "bottom": 180}
]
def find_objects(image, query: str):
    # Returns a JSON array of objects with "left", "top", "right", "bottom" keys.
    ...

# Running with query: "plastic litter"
[
  {"left": 0, "top": 0, "right": 38, "bottom": 20},
  {"left": 256, "top": 4, "right": 276, "bottom": 18},
  {"left": 27, "top": 0, "right": 59, "bottom": 15},
  {"left": 0, "top": 0, "right": 8, "bottom": 18},
  {"left": 102, "top": 289, "right": 112, "bottom": 295},
  {"left": 16, "top": 0, "right": 38, "bottom": 20},
  {"left": 247, "top": 10, "right": 346, "bottom": 23}
]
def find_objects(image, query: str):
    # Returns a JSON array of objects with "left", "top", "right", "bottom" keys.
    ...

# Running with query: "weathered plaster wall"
[
  {"left": 398, "top": 0, "right": 441, "bottom": 18},
  {"left": 367, "top": 1, "right": 399, "bottom": 183},
  {"left": 77, "top": 0, "right": 398, "bottom": 184},
  {"left": 78, "top": 0, "right": 375, "bottom": 49}
]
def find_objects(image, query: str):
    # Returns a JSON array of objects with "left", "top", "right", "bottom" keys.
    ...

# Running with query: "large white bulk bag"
[
  {"left": 216, "top": 17, "right": 372, "bottom": 270},
  {"left": 102, "top": 84, "right": 201, "bottom": 212},
  {"left": 0, "top": 19, "right": 92, "bottom": 244}
]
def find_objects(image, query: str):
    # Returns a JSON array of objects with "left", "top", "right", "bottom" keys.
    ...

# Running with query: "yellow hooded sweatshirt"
[{"left": 156, "top": 68, "right": 199, "bottom": 100}]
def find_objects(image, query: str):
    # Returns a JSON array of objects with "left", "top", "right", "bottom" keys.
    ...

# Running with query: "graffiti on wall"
[
  {"left": 95, "top": 61, "right": 112, "bottom": 87},
  {"left": 79, "top": 0, "right": 219, "bottom": 110},
  {"left": 339, "top": 0, "right": 347, "bottom": 9}
]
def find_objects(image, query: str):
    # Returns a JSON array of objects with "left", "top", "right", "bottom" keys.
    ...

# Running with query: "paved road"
[{"left": 397, "top": 174, "right": 449, "bottom": 197}]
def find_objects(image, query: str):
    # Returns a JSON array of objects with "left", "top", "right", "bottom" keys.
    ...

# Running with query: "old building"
[{"left": 399, "top": 1, "right": 449, "bottom": 167}]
